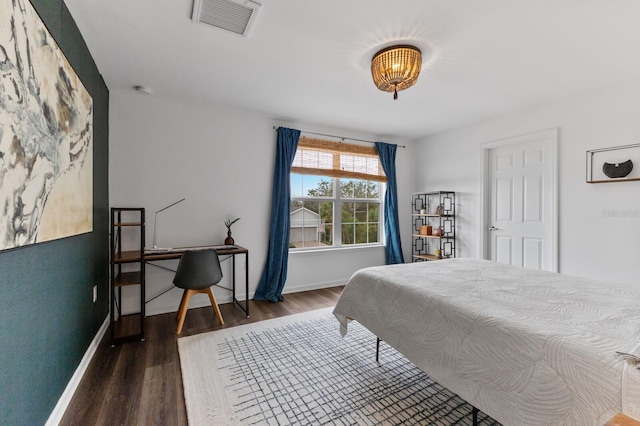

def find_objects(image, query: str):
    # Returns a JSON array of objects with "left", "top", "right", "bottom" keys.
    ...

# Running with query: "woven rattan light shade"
[{"left": 371, "top": 45, "right": 422, "bottom": 100}]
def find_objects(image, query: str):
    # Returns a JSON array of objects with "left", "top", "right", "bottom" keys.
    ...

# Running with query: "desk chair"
[{"left": 174, "top": 249, "right": 224, "bottom": 334}]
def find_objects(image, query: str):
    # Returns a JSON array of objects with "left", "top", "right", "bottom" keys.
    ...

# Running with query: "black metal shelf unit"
[
  {"left": 411, "top": 191, "right": 456, "bottom": 262},
  {"left": 110, "top": 207, "right": 146, "bottom": 344}
]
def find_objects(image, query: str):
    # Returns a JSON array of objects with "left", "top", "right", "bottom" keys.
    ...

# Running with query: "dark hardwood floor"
[{"left": 60, "top": 286, "right": 344, "bottom": 425}]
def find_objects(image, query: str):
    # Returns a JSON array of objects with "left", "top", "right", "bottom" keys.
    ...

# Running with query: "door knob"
[{"left": 488, "top": 226, "right": 499, "bottom": 231}]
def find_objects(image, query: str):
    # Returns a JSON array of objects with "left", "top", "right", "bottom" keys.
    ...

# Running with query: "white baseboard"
[
  {"left": 145, "top": 293, "right": 236, "bottom": 317},
  {"left": 45, "top": 316, "right": 109, "bottom": 426},
  {"left": 144, "top": 280, "right": 344, "bottom": 317},
  {"left": 283, "top": 279, "right": 346, "bottom": 295}
]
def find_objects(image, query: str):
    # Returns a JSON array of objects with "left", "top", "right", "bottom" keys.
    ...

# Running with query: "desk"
[{"left": 143, "top": 245, "right": 249, "bottom": 317}]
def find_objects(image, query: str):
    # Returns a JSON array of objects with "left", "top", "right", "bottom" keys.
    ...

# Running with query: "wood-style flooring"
[{"left": 60, "top": 286, "right": 344, "bottom": 425}]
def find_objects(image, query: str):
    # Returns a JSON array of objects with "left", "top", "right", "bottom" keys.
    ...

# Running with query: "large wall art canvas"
[{"left": 0, "top": 0, "right": 93, "bottom": 251}]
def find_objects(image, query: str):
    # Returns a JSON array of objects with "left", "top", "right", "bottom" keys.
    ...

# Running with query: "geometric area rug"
[{"left": 178, "top": 308, "right": 501, "bottom": 426}]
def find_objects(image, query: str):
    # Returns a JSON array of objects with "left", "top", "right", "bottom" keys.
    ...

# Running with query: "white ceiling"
[{"left": 64, "top": 0, "right": 640, "bottom": 142}]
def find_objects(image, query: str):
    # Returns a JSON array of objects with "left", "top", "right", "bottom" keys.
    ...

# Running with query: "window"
[{"left": 289, "top": 138, "right": 385, "bottom": 250}]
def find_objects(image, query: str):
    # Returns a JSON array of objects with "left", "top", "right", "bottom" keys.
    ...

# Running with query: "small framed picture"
[{"left": 586, "top": 144, "right": 640, "bottom": 183}]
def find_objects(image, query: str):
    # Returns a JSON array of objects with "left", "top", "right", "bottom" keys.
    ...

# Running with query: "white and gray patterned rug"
[{"left": 178, "top": 307, "right": 500, "bottom": 425}]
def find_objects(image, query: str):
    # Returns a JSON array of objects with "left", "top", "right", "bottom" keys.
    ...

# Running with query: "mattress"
[{"left": 333, "top": 258, "right": 640, "bottom": 425}]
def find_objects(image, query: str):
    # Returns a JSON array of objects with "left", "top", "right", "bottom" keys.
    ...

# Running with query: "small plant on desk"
[{"left": 224, "top": 217, "right": 240, "bottom": 245}]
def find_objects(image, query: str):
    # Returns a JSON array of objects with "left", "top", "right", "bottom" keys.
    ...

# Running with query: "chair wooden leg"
[
  {"left": 176, "top": 288, "right": 224, "bottom": 334},
  {"left": 206, "top": 288, "right": 224, "bottom": 325},
  {"left": 176, "top": 290, "right": 195, "bottom": 334},
  {"left": 176, "top": 291, "right": 189, "bottom": 323}
]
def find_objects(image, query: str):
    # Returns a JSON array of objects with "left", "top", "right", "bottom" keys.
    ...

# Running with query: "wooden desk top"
[{"left": 113, "top": 245, "right": 247, "bottom": 263}]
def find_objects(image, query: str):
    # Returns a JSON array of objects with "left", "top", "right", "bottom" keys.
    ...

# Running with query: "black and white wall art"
[{"left": 0, "top": 0, "right": 93, "bottom": 251}]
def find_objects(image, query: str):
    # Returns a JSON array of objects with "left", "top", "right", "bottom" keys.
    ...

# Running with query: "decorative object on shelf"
[
  {"left": 435, "top": 204, "right": 444, "bottom": 215},
  {"left": 435, "top": 249, "right": 441, "bottom": 258},
  {"left": 371, "top": 45, "right": 422, "bottom": 100},
  {"left": 586, "top": 143, "right": 640, "bottom": 183},
  {"left": 224, "top": 217, "right": 241, "bottom": 245},
  {"left": 419, "top": 225, "right": 432, "bottom": 236},
  {"left": 419, "top": 209, "right": 427, "bottom": 215},
  {"left": 602, "top": 160, "right": 633, "bottom": 178},
  {"left": 433, "top": 227, "right": 443, "bottom": 237}
]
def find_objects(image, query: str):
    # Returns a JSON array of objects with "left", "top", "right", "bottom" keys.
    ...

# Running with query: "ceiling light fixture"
[{"left": 371, "top": 45, "right": 422, "bottom": 100}]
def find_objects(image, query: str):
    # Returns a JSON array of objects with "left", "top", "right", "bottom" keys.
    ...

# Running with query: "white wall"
[
  {"left": 110, "top": 90, "right": 414, "bottom": 315},
  {"left": 413, "top": 77, "right": 640, "bottom": 285}
]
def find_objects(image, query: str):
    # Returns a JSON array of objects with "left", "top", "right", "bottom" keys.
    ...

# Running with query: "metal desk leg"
[
  {"left": 232, "top": 254, "right": 236, "bottom": 305},
  {"left": 231, "top": 252, "right": 250, "bottom": 317},
  {"left": 245, "top": 251, "right": 249, "bottom": 317}
]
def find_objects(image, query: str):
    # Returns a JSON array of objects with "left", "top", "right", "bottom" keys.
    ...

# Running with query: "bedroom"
[{"left": 1, "top": 0, "right": 639, "bottom": 424}]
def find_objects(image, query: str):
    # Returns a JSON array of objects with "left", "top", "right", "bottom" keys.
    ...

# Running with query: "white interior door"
[{"left": 486, "top": 130, "right": 557, "bottom": 271}]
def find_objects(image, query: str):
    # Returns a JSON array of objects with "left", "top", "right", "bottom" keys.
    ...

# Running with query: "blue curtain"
[
  {"left": 375, "top": 142, "right": 405, "bottom": 264},
  {"left": 253, "top": 127, "right": 301, "bottom": 302}
]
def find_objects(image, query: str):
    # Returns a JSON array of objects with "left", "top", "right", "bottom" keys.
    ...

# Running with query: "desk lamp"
[{"left": 152, "top": 197, "right": 186, "bottom": 249}]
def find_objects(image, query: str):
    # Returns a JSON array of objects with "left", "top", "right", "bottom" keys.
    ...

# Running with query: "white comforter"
[{"left": 333, "top": 258, "right": 640, "bottom": 425}]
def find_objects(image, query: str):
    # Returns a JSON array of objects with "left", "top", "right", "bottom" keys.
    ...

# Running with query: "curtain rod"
[{"left": 272, "top": 126, "right": 406, "bottom": 149}]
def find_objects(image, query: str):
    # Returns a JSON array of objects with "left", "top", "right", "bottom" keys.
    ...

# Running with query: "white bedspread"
[{"left": 333, "top": 258, "right": 640, "bottom": 425}]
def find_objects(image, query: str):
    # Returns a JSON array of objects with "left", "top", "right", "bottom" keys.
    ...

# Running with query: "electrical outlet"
[{"left": 93, "top": 285, "right": 98, "bottom": 302}]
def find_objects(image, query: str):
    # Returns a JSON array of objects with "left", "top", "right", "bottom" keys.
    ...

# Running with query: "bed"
[{"left": 333, "top": 258, "right": 640, "bottom": 425}]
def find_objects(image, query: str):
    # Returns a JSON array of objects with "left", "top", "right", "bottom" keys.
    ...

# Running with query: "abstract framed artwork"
[
  {"left": 586, "top": 143, "right": 640, "bottom": 184},
  {"left": 0, "top": 0, "right": 93, "bottom": 251}
]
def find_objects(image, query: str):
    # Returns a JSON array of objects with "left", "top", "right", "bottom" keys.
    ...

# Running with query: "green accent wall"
[{"left": 0, "top": 1, "right": 109, "bottom": 424}]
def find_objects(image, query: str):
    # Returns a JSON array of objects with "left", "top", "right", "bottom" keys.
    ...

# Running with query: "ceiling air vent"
[{"left": 192, "top": 0, "right": 261, "bottom": 37}]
